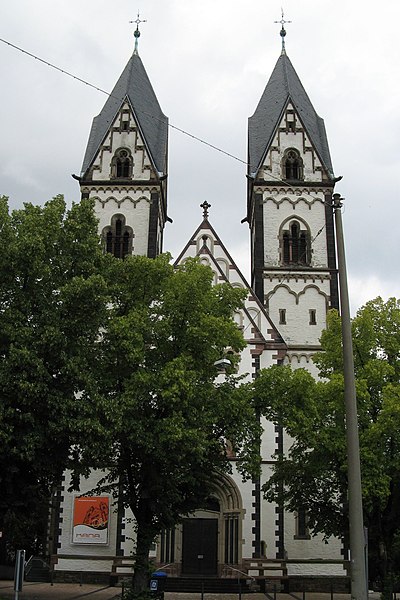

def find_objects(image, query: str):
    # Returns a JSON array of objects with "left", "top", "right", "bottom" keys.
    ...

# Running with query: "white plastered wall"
[
  {"left": 82, "top": 102, "right": 161, "bottom": 257},
  {"left": 90, "top": 192, "right": 151, "bottom": 256}
]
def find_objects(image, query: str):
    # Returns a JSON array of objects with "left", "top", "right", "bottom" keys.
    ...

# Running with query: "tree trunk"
[{"left": 132, "top": 502, "right": 156, "bottom": 596}]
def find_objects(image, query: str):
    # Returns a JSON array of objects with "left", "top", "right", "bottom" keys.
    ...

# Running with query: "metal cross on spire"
[
  {"left": 130, "top": 11, "right": 147, "bottom": 55},
  {"left": 200, "top": 201, "right": 211, "bottom": 219},
  {"left": 274, "top": 8, "right": 291, "bottom": 55}
]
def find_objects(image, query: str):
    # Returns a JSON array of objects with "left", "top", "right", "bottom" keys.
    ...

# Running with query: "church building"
[{"left": 51, "top": 20, "right": 348, "bottom": 591}]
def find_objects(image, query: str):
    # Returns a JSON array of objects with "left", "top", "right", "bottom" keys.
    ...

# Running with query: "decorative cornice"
[
  {"left": 253, "top": 181, "right": 333, "bottom": 190},
  {"left": 93, "top": 195, "right": 151, "bottom": 209},
  {"left": 263, "top": 196, "right": 324, "bottom": 208},
  {"left": 80, "top": 178, "right": 162, "bottom": 186},
  {"left": 265, "top": 282, "right": 330, "bottom": 306},
  {"left": 81, "top": 185, "right": 159, "bottom": 195},
  {"left": 286, "top": 345, "right": 321, "bottom": 352},
  {"left": 263, "top": 269, "right": 332, "bottom": 278}
]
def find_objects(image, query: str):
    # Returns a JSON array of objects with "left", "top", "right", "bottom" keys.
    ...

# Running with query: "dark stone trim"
[
  {"left": 275, "top": 505, "right": 284, "bottom": 559},
  {"left": 252, "top": 479, "right": 261, "bottom": 558},
  {"left": 251, "top": 355, "right": 262, "bottom": 558},
  {"left": 275, "top": 424, "right": 285, "bottom": 559},
  {"left": 255, "top": 180, "right": 335, "bottom": 189},
  {"left": 262, "top": 267, "right": 334, "bottom": 273},
  {"left": 147, "top": 192, "right": 160, "bottom": 258},
  {"left": 115, "top": 487, "right": 125, "bottom": 557},
  {"left": 80, "top": 178, "right": 162, "bottom": 186},
  {"left": 50, "top": 482, "right": 65, "bottom": 556},
  {"left": 324, "top": 192, "right": 339, "bottom": 309},
  {"left": 252, "top": 193, "right": 264, "bottom": 303}
]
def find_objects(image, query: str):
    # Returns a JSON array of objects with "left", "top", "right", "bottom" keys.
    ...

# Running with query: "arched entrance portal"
[{"left": 158, "top": 474, "right": 244, "bottom": 577}]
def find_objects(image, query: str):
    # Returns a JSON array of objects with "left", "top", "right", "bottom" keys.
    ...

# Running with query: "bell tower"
[
  {"left": 247, "top": 21, "right": 338, "bottom": 370},
  {"left": 77, "top": 17, "right": 168, "bottom": 258}
]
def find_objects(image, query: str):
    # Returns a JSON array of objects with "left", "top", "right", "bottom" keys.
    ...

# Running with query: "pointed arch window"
[
  {"left": 283, "top": 149, "right": 303, "bottom": 181},
  {"left": 111, "top": 148, "right": 133, "bottom": 179},
  {"left": 103, "top": 215, "right": 133, "bottom": 258},
  {"left": 281, "top": 221, "right": 310, "bottom": 266}
]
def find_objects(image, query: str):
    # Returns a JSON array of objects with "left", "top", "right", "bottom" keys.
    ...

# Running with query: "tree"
[
  {"left": 254, "top": 297, "right": 400, "bottom": 598},
  {"left": 0, "top": 195, "right": 107, "bottom": 563},
  {"left": 74, "top": 255, "right": 261, "bottom": 596}
]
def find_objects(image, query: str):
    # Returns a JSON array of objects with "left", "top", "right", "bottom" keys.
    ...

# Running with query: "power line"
[
  {"left": 0, "top": 36, "right": 334, "bottom": 277},
  {"left": 0, "top": 37, "right": 115, "bottom": 99}
]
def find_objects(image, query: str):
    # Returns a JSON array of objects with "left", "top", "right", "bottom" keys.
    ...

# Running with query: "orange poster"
[{"left": 72, "top": 496, "right": 109, "bottom": 544}]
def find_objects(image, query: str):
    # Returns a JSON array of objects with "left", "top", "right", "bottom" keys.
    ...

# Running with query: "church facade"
[{"left": 51, "top": 35, "right": 348, "bottom": 588}]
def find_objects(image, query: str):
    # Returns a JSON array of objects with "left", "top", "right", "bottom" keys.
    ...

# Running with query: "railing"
[
  {"left": 153, "top": 563, "right": 174, "bottom": 572},
  {"left": 222, "top": 563, "right": 256, "bottom": 583},
  {"left": 153, "top": 562, "right": 179, "bottom": 577}
]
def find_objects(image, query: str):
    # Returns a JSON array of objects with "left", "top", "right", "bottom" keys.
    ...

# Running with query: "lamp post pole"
[{"left": 333, "top": 193, "right": 367, "bottom": 600}]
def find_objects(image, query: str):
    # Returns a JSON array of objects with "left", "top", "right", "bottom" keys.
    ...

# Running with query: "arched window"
[
  {"left": 283, "top": 149, "right": 303, "bottom": 181},
  {"left": 111, "top": 148, "right": 133, "bottom": 179},
  {"left": 282, "top": 221, "right": 309, "bottom": 266},
  {"left": 103, "top": 215, "right": 133, "bottom": 258}
]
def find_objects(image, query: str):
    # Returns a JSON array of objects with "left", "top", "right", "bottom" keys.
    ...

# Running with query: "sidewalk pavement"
[
  {"left": 0, "top": 582, "right": 119, "bottom": 600},
  {"left": 0, "top": 582, "right": 383, "bottom": 600}
]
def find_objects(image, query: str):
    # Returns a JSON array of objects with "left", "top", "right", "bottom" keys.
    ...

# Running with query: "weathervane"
[
  {"left": 274, "top": 8, "right": 291, "bottom": 54},
  {"left": 200, "top": 201, "right": 211, "bottom": 219},
  {"left": 130, "top": 11, "right": 147, "bottom": 55}
]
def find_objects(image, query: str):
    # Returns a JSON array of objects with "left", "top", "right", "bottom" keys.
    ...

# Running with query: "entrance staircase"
[
  {"left": 164, "top": 559, "right": 288, "bottom": 594},
  {"left": 241, "top": 558, "right": 289, "bottom": 592},
  {"left": 165, "top": 577, "right": 254, "bottom": 594},
  {"left": 25, "top": 556, "right": 51, "bottom": 582}
]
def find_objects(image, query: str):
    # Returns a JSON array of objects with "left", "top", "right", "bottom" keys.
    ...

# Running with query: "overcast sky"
[{"left": 1, "top": 0, "right": 399, "bottom": 313}]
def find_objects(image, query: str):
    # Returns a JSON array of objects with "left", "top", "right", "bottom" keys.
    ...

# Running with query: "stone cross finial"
[{"left": 200, "top": 201, "right": 211, "bottom": 219}]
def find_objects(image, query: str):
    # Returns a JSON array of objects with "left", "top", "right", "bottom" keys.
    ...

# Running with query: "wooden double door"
[{"left": 181, "top": 518, "right": 218, "bottom": 575}]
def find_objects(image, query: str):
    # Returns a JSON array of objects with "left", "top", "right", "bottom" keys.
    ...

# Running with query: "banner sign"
[{"left": 72, "top": 496, "right": 109, "bottom": 544}]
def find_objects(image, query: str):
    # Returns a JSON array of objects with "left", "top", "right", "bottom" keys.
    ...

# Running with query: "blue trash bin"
[{"left": 150, "top": 571, "right": 167, "bottom": 597}]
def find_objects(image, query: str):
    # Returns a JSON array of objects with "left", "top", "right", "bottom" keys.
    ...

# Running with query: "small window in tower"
[
  {"left": 112, "top": 148, "right": 133, "bottom": 179},
  {"left": 281, "top": 220, "right": 310, "bottom": 266},
  {"left": 309, "top": 309, "right": 317, "bottom": 325},
  {"left": 287, "top": 113, "right": 296, "bottom": 132},
  {"left": 121, "top": 121, "right": 129, "bottom": 131},
  {"left": 102, "top": 214, "right": 133, "bottom": 259},
  {"left": 283, "top": 149, "right": 303, "bottom": 181},
  {"left": 279, "top": 309, "right": 286, "bottom": 325}
]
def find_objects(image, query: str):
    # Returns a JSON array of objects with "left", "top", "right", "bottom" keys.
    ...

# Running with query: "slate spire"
[
  {"left": 248, "top": 53, "right": 333, "bottom": 179},
  {"left": 80, "top": 51, "right": 168, "bottom": 179}
]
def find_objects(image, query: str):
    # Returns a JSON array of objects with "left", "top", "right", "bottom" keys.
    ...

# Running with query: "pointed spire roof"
[
  {"left": 248, "top": 53, "right": 333, "bottom": 178},
  {"left": 81, "top": 52, "right": 168, "bottom": 177}
]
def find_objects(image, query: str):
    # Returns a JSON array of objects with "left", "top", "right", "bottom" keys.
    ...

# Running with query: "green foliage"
[
  {"left": 255, "top": 298, "right": 400, "bottom": 593},
  {"left": 70, "top": 254, "right": 260, "bottom": 594},
  {"left": 0, "top": 196, "right": 259, "bottom": 589},
  {"left": 0, "top": 195, "right": 107, "bottom": 562}
]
